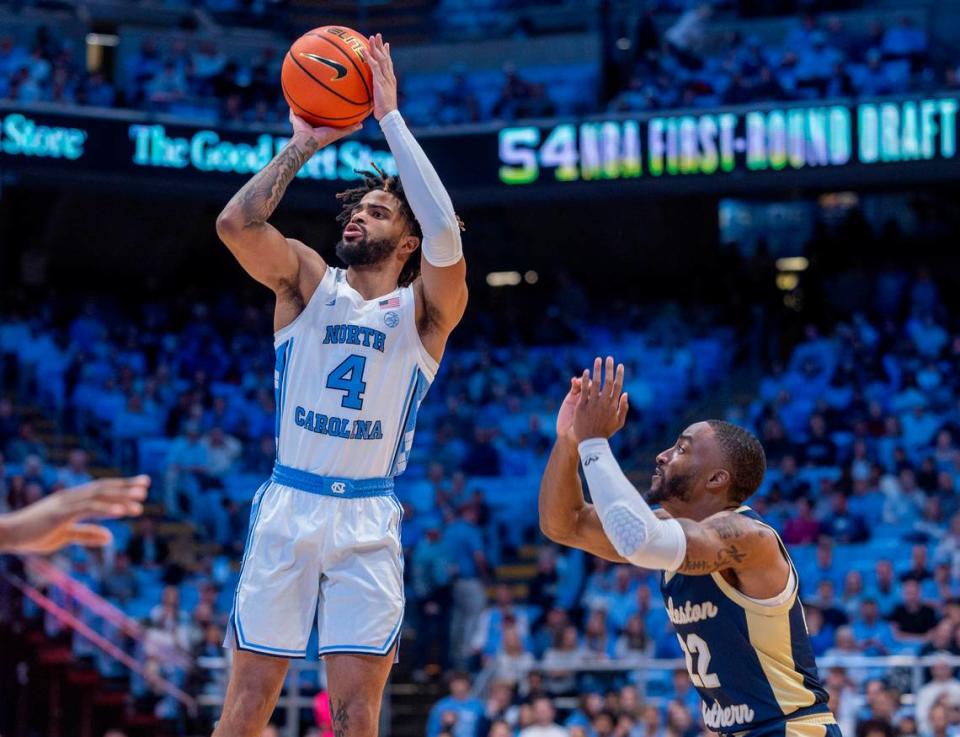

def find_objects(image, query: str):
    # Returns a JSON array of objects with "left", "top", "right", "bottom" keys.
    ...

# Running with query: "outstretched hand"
[
  {"left": 288, "top": 110, "right": 362, "bottom": 150},
  {"left": 572, "top": 356, "right": 629, "bottom": 443},
  {"left": 366, "top": 33, "right": 398, "bottom": 121},
  {"left": 2, "top": 476, "right": 150, "bottom": 554}
]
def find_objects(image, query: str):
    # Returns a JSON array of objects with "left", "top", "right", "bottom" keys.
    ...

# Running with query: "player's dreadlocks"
[{"left": 335, "top": 163, "right": 464, "bottom": 288}]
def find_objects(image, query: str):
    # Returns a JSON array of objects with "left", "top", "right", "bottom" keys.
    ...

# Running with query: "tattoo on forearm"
[
  {"left": 230, "top": 139, "right": 318, "bottom": 227},
  {"left": 678, "top": 513, "right": 770, "bottom": 574},
  {"left": 333, "top": 698, "right": 349, "bottom": 737},
  {"left": 682, "top": 544, "right": 747, "bottom": 573}
]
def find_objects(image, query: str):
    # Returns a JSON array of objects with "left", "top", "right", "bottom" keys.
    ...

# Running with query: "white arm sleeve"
[
  {"left": 379, "top": 110, "right": 463, "bottom": 267},
  {"left": 577, "top": 438, "right": 687, "bottom": 571}
]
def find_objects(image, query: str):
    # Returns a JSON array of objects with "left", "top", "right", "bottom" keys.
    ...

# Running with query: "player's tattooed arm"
[
  {"left": 232, "top": 137, "right": 318, "bottom": 227},
  {"left": 674, "top": 512, "right": 780, "bottom": 575},
  {"left": 215, "top": 138, "right": 311, "bottom": 294},
  {"left": 216, "top": 115, "right": 357, "bottom": 296}
]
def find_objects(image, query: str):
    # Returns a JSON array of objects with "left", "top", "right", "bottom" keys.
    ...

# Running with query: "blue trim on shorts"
[
  {"left": 271, "top": 464, "right": 395, "bottom": 498},
  {"left": 235, "top": 619, "right": 307, "bottom": 658},
  {"left": 317, "top": 617, "right": 403, "bottom": 656}
]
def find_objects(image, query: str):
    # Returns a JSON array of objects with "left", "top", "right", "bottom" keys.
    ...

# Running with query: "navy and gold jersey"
[{"left": 659, "top": 507, "right": 835, "bottom": 736}]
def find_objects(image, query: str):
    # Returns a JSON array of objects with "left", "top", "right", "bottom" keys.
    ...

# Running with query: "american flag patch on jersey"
[{"left": 379, "top": 296, "right": 400, "bottom": 309}]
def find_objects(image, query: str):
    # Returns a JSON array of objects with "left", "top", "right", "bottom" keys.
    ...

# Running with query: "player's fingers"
[
  {"left": 76, "top": 500, "right": 144, "bottom": 520},
  {"left": 618, "top": 393, "right": 629, "bottom": 426},
  {"left": 604, "top": 356, "right": 615, "bottom": 398},
  {"left": 70, "top": 477, "right": 150, "bottom": 506},
  {"left": 69, "top": 524, "right": 113, "bottom": 548},
  {"left": 613, "top": 362, "right": 625, "bottom": 398},
  {"left": 590, "top": 357, "right": 602, "bottom": 399},
  {"left": 578, "top": 369, "right": 591, "bottom": 403},
  {"left": 569, "top": 376, "right": 581, "bottom": 396},
  {"left": 81, "top": 475, "right": 150, "bottom": 491}
]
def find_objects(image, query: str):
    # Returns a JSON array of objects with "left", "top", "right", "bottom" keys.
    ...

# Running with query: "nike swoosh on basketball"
[{"left": 299, "top": 53, "right": 348, "bottom": 80}]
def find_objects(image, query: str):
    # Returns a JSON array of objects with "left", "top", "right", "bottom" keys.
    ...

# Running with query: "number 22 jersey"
[
  {"left": 660, "top": 506, "right": 833, "bottom": 735},
  {"left": 272, "top": 266, "right": 437, "bottom": 479}
]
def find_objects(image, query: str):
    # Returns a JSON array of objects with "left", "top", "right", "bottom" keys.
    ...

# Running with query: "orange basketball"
[{"left": 281, "top": 26, "right": 373, "bottom": 128}]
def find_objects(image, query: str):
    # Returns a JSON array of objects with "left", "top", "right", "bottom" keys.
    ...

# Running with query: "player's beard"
[
  {"left": 644, "top": 467, "right": 696, "bottom": 505},
  {"left": 336, "top": 233, "right": 397, "bottom": 267}
]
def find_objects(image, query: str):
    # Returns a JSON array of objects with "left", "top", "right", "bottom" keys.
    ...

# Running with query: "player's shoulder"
[
  {"left": 286, "top": 238, "right": 327, "bottom": 291},
  {"left": 702, "top": 509, "right": 776, "bottom": 541}
]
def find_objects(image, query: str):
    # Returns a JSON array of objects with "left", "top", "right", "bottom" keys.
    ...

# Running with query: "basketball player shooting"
[
  {"left": 213, "top": 35, "right": 467, "bottom": 737},
  {"left": 540, "top": 357, "right": 842, "bottom": 737}
]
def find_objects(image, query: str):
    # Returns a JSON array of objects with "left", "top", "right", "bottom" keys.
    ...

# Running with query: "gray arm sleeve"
[
  {"left": 379, "top": 110, "right": 463, "bottom": 267},
  {"left": 578, "top": 438, "right": 687, "bottom": 571}
]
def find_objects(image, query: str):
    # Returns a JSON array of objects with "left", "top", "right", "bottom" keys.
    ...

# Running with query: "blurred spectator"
[
  {"left": 868, "top": 560, "right": 900, "bottom": 618},
  {"left": 102, "top": 552, "right": 140, "bottom": 605},
  {"left": 427, "top": 672, "right": 485, "bottom": 737},
  {"left": 446, "top": 504, "right": 490, "bottom": 668},
  {"left": 8, "top": 422, "right": 46, "bottom": 462},
  {"left": 915, "top": 654, "right": 960, "bottom": 734},
  {"left": 413, "top": 519, "right": 453, "bottom": 677},
  {"left": 664, "top": 3, "right": 712, "bottom": 70},
  {"left": 480, "top": 682, "right": 519, "bottom": 736},
  {"left": 783, "top": 496, "right": 820, "bottom": 544},
  {"left": 471, "top": 583, "right": 531, "bottom": 661},
  {"left": 614, "top": 614, "right": 651, "bottom": 658},
  {"left": 542, "top": 625, "right": 581, "bottom": 695},
  {"left": 202, "top": 426, "right": 241, "bottom": 480},
  {"left": 889, "top": 579, "right": 939, "bottom": 641},
  {"left": 492, "top": 626, "right": 535, "bottom": 687},
  {"left": 58, "top": 449, "right": 92, "bottom": 488},
  {"left": 852, "top": 599, "right": 896, "bottom": 656},
  {"left": 127, "top": 517, "right": 170, "bottom": 569},
  {"left": 882, "top": 16, "right": 927, "bottom": 68},
  {"left": 822, "top": 493, "right": 869, "bottom": 543},
  {"left": 492, "top": 65, "right": 537, "bottom": 121},
  {"left": 519, "top": 696, "right": 568, "bottom": 737}
]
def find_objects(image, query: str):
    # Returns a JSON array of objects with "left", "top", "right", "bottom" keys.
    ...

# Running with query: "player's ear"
[
  {"left": 706, "top": 468, "right": 730, "bottom": 490},
  {"left": 400, "top": 234, "right": 420, "bottom": 256}
]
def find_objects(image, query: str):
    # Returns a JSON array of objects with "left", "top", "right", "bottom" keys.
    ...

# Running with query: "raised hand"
[
  {"left": 572, "top": 356, "right": 629, "bottom": 443},
  {"left": 366, "top": 33, "right": 398, "bottom": 121}
]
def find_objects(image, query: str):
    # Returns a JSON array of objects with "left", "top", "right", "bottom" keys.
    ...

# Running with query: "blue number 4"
[{"left": 326, "top": 354, "right": 367, "bottom": 410}]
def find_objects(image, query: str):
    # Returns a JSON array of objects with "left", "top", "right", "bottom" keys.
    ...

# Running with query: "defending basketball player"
[
  {"left": 539, "top": 357, "right": 841, "bottom": 737},
  {"left": 212, "top": 35, "right": 467, "bottom": 737}
]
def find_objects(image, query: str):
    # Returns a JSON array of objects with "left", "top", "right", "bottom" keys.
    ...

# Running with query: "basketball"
[{"left": 281, "top": 26, "right": 373, "bottom": 128}]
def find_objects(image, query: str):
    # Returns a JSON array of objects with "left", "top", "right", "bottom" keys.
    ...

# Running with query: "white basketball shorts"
[{"left": 224, "top": 465, "right": 404, "bottom": 658}]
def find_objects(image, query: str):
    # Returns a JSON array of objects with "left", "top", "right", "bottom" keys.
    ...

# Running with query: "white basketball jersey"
[{"left": 272, "top": 267, "right": 437, "bottom": 479}]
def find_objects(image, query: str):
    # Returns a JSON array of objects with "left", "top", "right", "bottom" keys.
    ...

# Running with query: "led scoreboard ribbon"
[
  {"left": 498, "top": 97, "right": 960, "bottom": 185},
  {"left": 1, "top": 95, "right": 959, "bottom": 201}
]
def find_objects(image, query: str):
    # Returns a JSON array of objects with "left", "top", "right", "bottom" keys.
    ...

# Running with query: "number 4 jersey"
[
  {"left": 272, "top": 266, "right": 437, "bottom": 479},
  {"left": 660, "top": 506, "right": 833, "bottom": 735}
]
